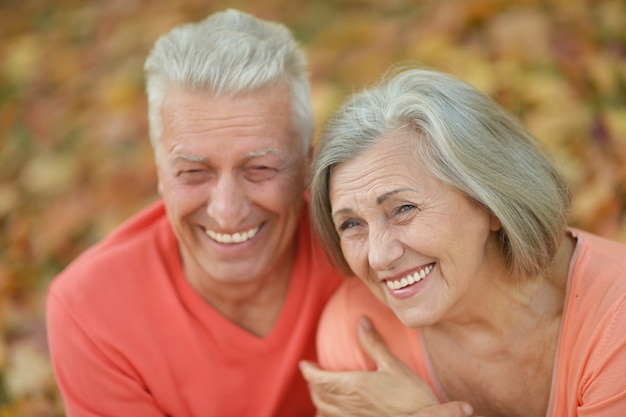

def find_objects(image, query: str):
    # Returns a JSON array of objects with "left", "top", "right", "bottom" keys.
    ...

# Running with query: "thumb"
[
  {"left": 409, "top": 402, "right": 475, "bottom": 417},
  {"left": 357, "top": 315, "right": 398, "bottom": 370}
]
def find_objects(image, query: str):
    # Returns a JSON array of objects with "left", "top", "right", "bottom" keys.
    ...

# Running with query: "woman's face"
[{"left": 328, "top": 131, "right": 502, "bottom": 327}]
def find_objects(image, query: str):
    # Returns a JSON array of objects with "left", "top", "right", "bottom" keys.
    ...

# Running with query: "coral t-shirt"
[
  {"left": 47, "top": 200, "right": 342, "bottom": 417},
  {"left": 317, "top": 229, "right": 626, "bottom": 416}
]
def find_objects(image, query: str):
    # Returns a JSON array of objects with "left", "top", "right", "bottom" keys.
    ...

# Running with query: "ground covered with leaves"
[{"left": 1, "top": 0, "right": 625, "bottom": 415}]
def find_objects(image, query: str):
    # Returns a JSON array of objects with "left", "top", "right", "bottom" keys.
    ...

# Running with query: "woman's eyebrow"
[
  {"left": 332, "top": 207, "right": 354, "bottom": 219},
  {"left": 376, "top": 187, "right": 414, "bottom": 205},
  {"left": 331, "top": 187, "right": 417, "bottom": 219}
]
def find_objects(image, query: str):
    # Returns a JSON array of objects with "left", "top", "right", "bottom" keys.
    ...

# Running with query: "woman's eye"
[
  {"left": 337, "top": 219, "right": 360, "bottom": 231},
  {"left": 394, "top": 204, "right": 417, "bottom": 215}
]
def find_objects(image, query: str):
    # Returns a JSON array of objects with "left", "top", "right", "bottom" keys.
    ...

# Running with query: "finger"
[
  {"left": 299, "top": 360, "right": 324, "bottom": 383},
  {"left": 299, "top": 360, "right": 319, "bottom": 373},
  {"left": 356, "top": 315, "right": 400, "bottom": 370},
  {"left": 409, "top": 401, "right": 474, "bottom": 417},
  {"left": 302, "top": 365, "right": 363, "bottom": 417},
  {"left": 307, "top": 383, "right": 343, "bottom": 417},
  {"left": 299, "top": 360, "right": 361, "bottom": 388},
  {"left": 299, "top": 362, "right": 336, "bottom": 415}
]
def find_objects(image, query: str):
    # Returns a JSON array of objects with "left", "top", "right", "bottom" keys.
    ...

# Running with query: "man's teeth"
[
  {"left": 206, "top": 226, "right": 260, "bottom": 244},
  {"left": 386, "top": 264, "right": 434, "bottom": 290}
]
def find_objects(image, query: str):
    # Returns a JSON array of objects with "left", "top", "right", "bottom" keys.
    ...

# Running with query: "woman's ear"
[{"left": 489, "top": 213, "right": 502, "bottom": 232}]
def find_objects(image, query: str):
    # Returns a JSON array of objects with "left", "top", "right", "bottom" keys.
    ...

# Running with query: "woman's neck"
[{"left": 433, "top": 234, "right": 575, "bottom": 353}]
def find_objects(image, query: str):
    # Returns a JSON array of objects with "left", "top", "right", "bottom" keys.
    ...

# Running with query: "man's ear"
[
  {"left": 154, "top": 148, "right": 164, "bottom": 197},
  {"left": 304, "top": 145, "right": 313, "bottom": 188}
]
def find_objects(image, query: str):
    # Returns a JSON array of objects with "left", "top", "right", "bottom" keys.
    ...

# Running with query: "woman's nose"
[{"left": 367, "top": 225, "right": 404, "bottom": 271}]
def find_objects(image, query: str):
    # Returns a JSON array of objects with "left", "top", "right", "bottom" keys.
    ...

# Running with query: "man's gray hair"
[{"left": 144, "top": 9, "right": 314, "bottom": 151}]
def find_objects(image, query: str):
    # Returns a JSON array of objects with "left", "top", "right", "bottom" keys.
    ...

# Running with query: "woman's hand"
[
  {"left": 300, "top": 316, "right": 476, "bottom": 417},
  {"left": 408, "top": 402, "right": 477, "bottom": 417}
]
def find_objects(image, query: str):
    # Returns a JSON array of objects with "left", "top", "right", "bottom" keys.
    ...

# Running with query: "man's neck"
[{"left": 183, "top": 252, "right": 295, "bottom": 337}]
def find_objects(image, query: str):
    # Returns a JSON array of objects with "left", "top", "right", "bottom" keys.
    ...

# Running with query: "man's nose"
[{"left": 206, "top": 174, "right": 250, "bottom": 229}]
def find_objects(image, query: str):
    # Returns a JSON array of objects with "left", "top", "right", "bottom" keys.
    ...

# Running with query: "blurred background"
[{"left": 1, "top": 0, "right": 625, "bottom": 415}]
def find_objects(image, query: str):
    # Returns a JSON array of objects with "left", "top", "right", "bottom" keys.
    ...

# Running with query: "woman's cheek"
[{"left": 342, "top": 239, "right": 367, "bottom": 276}]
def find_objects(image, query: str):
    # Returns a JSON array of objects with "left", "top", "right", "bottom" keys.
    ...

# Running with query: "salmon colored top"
[
  {"left": 47, "top": 200, "right": 342, "bottom": 417},
  {"left": 317, "top": 229, "right": 626, "bottom": 416}
]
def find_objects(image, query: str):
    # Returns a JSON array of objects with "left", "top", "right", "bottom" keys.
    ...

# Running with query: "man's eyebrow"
[
  {"left": 376, "top": 187, "right": 414, "bottom": 204},
  {"left": 170, "top": 148, "right": 281, "bottom": 164},
  {"left": 242, "top": 148, "right": 281, "bottom": 160},
  {"left": 171, "top": 154, "right": 207, "bottom": 163}
]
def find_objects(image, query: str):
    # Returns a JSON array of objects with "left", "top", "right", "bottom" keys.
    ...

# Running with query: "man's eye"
[
  {"left": 176, "top": 169, "right": 210, "bottom": 183},
  {"left": 179, "top": 169, "right": 203, "bottom": 176},
  {"left": 247, "top": 166, "right": 278, "bottom": 181},
  {"left": 251, "top": 165, "right": 277, "bottom": 172}
]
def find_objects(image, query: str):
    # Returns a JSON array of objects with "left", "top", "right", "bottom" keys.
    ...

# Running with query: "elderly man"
[{"left": 47, "top": 9, "right": 342, "bottom": 417}]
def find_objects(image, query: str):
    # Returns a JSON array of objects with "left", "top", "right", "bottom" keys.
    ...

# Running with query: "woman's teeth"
[
  {"left": 206, "top": 226, "right": 260, "bottom": 244},
  {"left": 385, "top": 264, "right": 434, "bottom": 290}
]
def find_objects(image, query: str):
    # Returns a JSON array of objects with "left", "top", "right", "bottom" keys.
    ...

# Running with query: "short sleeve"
[
  {"left": 577, "top": 298, "right": 626, "bottom": 416},
  {"left": 47, "top": 290, "right": 167, "bottom": 417}
]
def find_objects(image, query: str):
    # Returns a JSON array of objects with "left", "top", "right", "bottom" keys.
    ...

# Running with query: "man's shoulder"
[
  {"left": 46, "top": 200, "right": 182, "bottom": 350},
  {"left": 102, "top": 199, "right": 168, "bottom": 247},
  {"left": 49, "top": 200, "right": 174, "bottom": 298}
]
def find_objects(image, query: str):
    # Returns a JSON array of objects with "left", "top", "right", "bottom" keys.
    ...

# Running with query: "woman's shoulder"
[
  {"left": 568, "top": 228, "right": 626, "bottom": 300},
  {"left": 562, "top": 227, "right": 626, "bottom": 355},
  {"left": 570, "top": 228, "right": 626, "bottom": 266},
  {"left": 322, "top": 277, "right": 394, "bottom": 324},
  {"left": 317, "top": 277, "right": 417, "bottom": 371},
  {"left": 556, "top": 228, "right": 626, "bottom": 414}
]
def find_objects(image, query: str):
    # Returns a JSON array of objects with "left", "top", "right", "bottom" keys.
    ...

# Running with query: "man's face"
[{"left": 155, "top": 85, "right": 308, "bottom": 293}]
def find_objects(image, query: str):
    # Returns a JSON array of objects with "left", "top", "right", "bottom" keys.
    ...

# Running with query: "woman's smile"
[{"left": 383, "top": 262, "right": 435, "bottom": 291}]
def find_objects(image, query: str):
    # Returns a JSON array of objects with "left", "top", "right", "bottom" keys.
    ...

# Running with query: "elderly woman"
[{"left": 300, "top": 67, "right": 626, "bottom": 417}]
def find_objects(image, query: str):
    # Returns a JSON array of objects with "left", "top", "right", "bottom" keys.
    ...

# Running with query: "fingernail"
[
  {"left": 359, "top": 316, "right": 371, "bottom": 330},
  {"left": 462, "top": 403, "right": 473, "bottom": 416}
]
